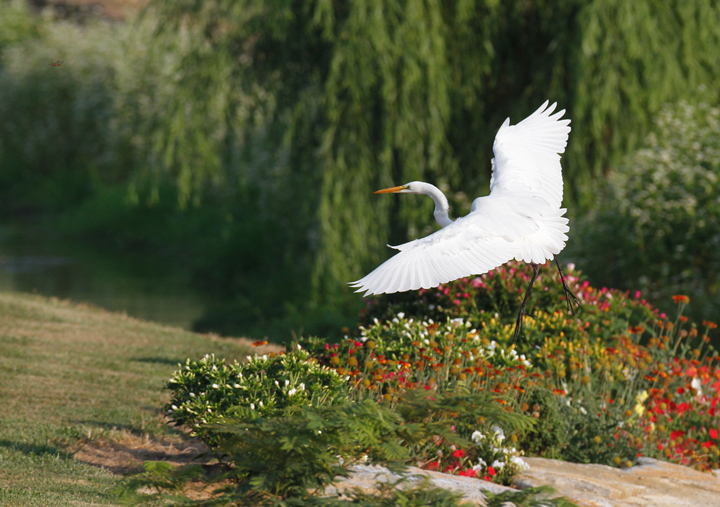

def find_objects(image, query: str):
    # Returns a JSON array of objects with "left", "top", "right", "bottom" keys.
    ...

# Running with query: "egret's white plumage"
[{"left": 350, "top": 101, "right": 571, "bottom": 296}]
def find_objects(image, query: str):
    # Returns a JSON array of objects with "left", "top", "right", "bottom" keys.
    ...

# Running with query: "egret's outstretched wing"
[
  {"left": 490, "top": 101, "right": 571, "bottom": 209},
  {"left": 350, "top": 196, "right": 568, "bottom": 296}
]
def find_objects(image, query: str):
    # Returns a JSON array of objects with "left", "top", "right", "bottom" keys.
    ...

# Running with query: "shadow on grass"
[
  {"left": 133, "top": 357, "right": 185, "bottom": 366},
  {"left": 72, "top": 433, "right": 211, "bottom": 475},
  {"left": 0, "top": 439, "right": 74, "bottom": 459}
]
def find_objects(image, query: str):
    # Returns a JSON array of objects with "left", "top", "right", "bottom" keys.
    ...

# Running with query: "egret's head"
[{"left": 374, "top": 182, "right": 421, "bottom": 194}]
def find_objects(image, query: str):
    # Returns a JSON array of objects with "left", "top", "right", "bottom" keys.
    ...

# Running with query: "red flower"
[
  {"left": 488, "top": 466, "right": 496, "bottom": 476},
  {"left": 670, "top": 430, "right": 685, "bottom": 440},
  {"left": 458, "top": 468, "right": 477, "bottom": 477},
  {"left": 673, "top": 295, "right": 690, "bottom": 304},
  {"left": 453, "top": 449, "right": 466, "bottom": 458},
  {"left": 709, "top": 428, "right": 718, "bottom": 440}
]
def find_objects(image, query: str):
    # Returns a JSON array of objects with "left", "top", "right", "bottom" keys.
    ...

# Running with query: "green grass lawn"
[{"left": 0, "top": 292, "right": 272, "bottom": 506}]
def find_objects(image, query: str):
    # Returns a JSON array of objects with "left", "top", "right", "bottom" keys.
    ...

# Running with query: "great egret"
[{"left": 350, "top": 101, "right": 580, "bottom": 339}]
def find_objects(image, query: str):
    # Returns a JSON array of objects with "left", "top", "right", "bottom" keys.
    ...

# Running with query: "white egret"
[{"left": 350, "top": 101, "right": 580, "bottom": 339}]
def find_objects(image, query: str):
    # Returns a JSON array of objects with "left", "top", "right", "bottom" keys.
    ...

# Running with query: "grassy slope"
[{"left": 0, "top": 292, "right": 261, "bottom": 506}]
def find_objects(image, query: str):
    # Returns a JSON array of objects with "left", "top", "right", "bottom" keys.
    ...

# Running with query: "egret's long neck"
[{"left": 415, "top": 182, "right": 453, "bottom": 228}]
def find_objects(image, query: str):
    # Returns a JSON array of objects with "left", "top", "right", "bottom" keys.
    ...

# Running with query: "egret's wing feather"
[
  {"left": 350, "top": 201, "right": 537, "bottom": 296},
  {"left": 490, "top": 101, "right": 571, "bottom": 209}
]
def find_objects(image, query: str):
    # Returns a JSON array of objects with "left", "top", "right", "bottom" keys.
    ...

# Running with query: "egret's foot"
[
  {"left": 561, "top": 279, "right": 581, "bottom": 315},
  {"left": 554, "top": 255, "right": 582, "bottom": 316}
]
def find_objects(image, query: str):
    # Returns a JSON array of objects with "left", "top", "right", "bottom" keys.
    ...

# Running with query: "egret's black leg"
[
  {"left": 513, "top": 263, "right": 541, "bottom": 341},
  {"left": 554, "top": 255, "right": 581, "bottom": 315}
]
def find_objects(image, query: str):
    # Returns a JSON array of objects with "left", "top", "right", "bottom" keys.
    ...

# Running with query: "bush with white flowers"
[
  {"left": 165, "top": 349, "right": 349, "bottom": 447},
  {"left": 470, "top": 426, "right": 529, "bottom": 484}
]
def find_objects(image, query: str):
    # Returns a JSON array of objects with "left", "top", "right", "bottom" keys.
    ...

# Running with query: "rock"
[
  {"left": 327, "top": 464, "right": 515, "bottom": 505},
  {"left": 331, "top": 458, "right": 720, "bottom": 507},
  {"left": 516, "top": 457, "right": 720, "bottom": 507}
]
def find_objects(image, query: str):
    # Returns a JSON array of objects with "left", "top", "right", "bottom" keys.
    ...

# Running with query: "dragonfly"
[{"left": 50, "top": 60, "right": 64, "bottom": 67}]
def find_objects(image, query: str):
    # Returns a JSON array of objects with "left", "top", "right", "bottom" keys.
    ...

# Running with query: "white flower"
[
  {"left": 398, "top": 312, "right": 405, "bottom": 319},
  {"left": 511, "top": 456, "right": 530, "bottom": 470},
  {"left": 250, "top": 403, "right": 255, "bottom": 409},
  {"left": 471, "top": 430, "right": 485, "bottom": 443},
  {"left": 233, "top": 384, "right": 240, "bottom": 388},
  {"left": 493, "top": 426, "right": 505, "bottom": 442},
  {"left": 288, "top": 388, "right": 297, "bottom": 396},
  {"left": 691, "top": 377, "right": 703, "bottom": 395},
  {"left": 474, "top": 458, "right": 487, "bottom": 469},
  {"left": 285, "top": 379, "right": 290, "bottom": 386},
  {"left": 579, "top": 406, "right": 587, "bottom": 415},
  {"left": 171, "top": 405, "right": 178, "bottom": 410},
  {"left": 299, "top": 383, "right": 305, "bottom": 391},
  {"left": 451, "top": 318, "right": 464, "bottom": 326},
  {"left": 212, "top": 383, "right": 219, "bottom": 388},
  {"left": 491, "top": 460, "right": 505, "bottom": 469},
  {"left": 259, "top": 401, "right": 263, "bottom": 407},
  {"left": 189, "top": 393, "right": 195, "bottom": 397}
]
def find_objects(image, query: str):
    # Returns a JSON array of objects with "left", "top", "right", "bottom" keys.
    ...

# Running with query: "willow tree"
[{"left": 140, "top": 0, "right": 720, "bottom": 308}]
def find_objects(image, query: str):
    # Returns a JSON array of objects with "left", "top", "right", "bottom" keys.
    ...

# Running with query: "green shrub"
[
  {"left": 516, "top": 387, "right": 568, "bottom": 458},
  {"left": 165, "top": 350, "right": 350, "bottom": 447},
  {"left": 120, "top": 393, "right": 560, "bottom": 506},
  {"left": 570, "top": 99, "right": 720, "bottom": 323},
  {"left": 0, "top": 0, "right": 42, "bottom": 52}
]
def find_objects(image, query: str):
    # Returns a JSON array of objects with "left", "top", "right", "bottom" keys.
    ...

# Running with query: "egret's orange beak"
[{"left": 374, "top": 185, "right": 407, "bottom": 194}]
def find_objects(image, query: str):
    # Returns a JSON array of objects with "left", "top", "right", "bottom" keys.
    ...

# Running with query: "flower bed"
[{"left": 165, "top": 261, "right": 720, "bottom": 488}]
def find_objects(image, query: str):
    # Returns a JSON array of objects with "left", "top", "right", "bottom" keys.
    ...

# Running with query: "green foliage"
[
  {"left": 165, "top": 350, "right": 349, "bottom": 447},
  {"left": 0, "top": 16, "right": 120, "bottom": 210},
  {"left": 0, "top": 0, "right": 42, "bottom": 52},
  {"left": 516, "top": 387, "right": 568, "bottom": 458},
  {"left": 141, "top": 0, "right": 720, "bottom": 306},
  {"left": 484, "top": 485, "right": 579, "bottom": 507},
  {"left": 121, "top": 394, "right": 533, "bottom": 505},
  {"left": 570, "top": 99, "right": 720, "bottom": 322}
]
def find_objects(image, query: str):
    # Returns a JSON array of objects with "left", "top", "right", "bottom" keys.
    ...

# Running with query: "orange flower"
[
  {"left": 673, "top": 295, "right": 690, "bottom": 304},
  {"left": 252, "top": 340, "right": 268, "bottom": 346},
  {"left": 679, "top": 316, "right": 688, "bottom": 323},
  {"left": 703, "top": 320, "right": 718, "bottom": 330}
]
